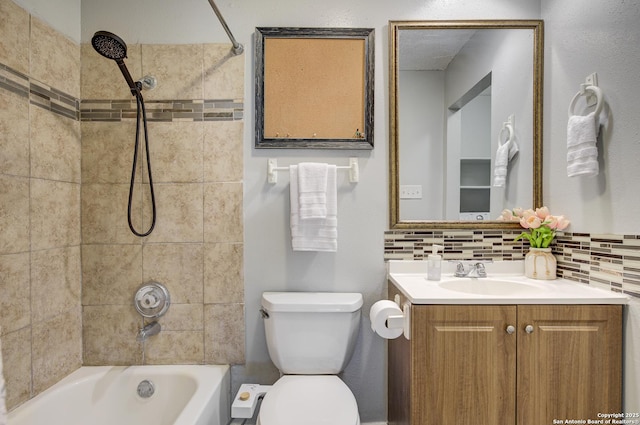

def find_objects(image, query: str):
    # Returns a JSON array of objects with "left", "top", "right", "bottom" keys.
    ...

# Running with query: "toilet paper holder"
[
  {"left": 370, "top": 296, "right": 411, "bottom": 340},
  {"left": 386, "top": 313, "right": 405, "bottom": 329},
  {"left": 393, "top": 295, "right": 411, "bottom": 340}
]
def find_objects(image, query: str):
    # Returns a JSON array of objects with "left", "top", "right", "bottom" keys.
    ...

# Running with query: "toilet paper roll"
[{"left": 370, "top": 300, "right": 404, "bottom": 339}]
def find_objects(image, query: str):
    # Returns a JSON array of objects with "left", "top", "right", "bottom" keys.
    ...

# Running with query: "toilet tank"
[{"left": 261, "top": 292, "right": 363, "bottom": 375}]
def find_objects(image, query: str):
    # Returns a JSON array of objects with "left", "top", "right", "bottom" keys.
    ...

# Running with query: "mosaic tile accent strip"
[
  {"left": 1, "top": 61, "right": 244, "bottom": 123},
  {"left": 0, "top": 63, "right": 30, "bottom": 98},
  {"left": 1, "top": 61, "right": 78, "bottom": 120},
  {"left": 30, "top": 80, "right": 79, "bottom": 120},
  {"left": 80, "top": 99, "right": 244, "bottom": 122},
  {"left": 385, "top": 229, "right": 640, "bottom": 299}
]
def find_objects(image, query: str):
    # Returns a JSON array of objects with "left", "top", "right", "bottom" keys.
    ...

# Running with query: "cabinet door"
[
  {"left": 412, "top": 305, "right": 517, "bottom": 425},
  {"left": 517, "top": 305, "right": 622, "bottom": 425}
]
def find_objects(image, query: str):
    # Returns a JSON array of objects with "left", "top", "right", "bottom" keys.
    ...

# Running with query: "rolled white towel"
[{"left": 567, "top": 111, "right": 599, "bottom": 177}]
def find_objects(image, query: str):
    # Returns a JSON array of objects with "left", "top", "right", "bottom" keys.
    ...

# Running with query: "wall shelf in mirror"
[
  {"left": 389, "top": 20, "right": 544, "bottom": 229},
  {"left": 255, "top": 27, "right": 375, "bottom": 149}
]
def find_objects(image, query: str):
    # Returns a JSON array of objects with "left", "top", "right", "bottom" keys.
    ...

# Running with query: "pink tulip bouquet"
[{"left": 498, "top": 207, "right": 570, "bottom": 248}]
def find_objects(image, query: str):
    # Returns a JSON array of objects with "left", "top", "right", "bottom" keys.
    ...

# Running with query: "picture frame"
[{"left": 254, "top": 27, "right": 375, "bottom": 149}]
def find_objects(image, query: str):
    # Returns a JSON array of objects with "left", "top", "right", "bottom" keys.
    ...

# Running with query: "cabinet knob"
[
  {"left": 525, "top": 325, "right": 534, "bottom": 334},
  {"left": 506, "top": 325, "right": 516, "bottom": 334}
]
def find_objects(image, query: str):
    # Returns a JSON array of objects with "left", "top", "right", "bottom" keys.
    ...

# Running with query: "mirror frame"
[
  {"left": 255, "top": 27, "right": 375, "bottom": 149},
  {"left": 389, "top": 19, "right": 544, "bottom": 229}
]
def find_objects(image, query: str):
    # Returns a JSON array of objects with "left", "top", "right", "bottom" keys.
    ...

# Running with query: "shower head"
[
  {"left": 91, "top": 31, "right": 128, "bottom": 60},
  {"left": 91, "top": 30, "right": 140, "bottom": 96}
]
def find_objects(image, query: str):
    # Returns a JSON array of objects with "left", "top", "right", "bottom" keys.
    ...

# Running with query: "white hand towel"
[
  {"left": 298, "top": 163, "right": 329, "bottom": 219},
  {"left": 567, "top": 112, "right": 599, "bottom": 177},
  {"left": 493, "top": 139, "right": 518, "bottom": 187},
  {"left": 0, "top": 336, "right": 7, "bottom": 425},
  {"left": 290, "top": 165, "right": 337, "bottom": 252}
]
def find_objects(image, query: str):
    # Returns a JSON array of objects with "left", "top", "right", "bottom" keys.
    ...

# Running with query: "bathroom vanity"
[{"left": 386, "top": 261, "right": 628, "bottom": 425}]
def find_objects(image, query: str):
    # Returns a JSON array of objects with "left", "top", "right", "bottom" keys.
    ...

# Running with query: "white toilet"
[{"left": 259, "top": 291, "right": 363, "bottom": 425}]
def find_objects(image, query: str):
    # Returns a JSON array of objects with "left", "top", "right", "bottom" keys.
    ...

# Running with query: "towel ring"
[
  {"left": 499, "top": 123, "right": 514, "bottom": 146},
  {"left": 568, "top": 84, "right": 603, "bottom": 118}
]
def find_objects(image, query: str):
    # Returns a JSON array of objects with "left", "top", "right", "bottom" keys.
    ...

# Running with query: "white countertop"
[{"left": 388, "top": 260, "right": 630, "bottom": 305}]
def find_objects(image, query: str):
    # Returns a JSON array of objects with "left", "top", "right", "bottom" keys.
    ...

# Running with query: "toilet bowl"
[
  {"left": 259, "top": 292, "right": 363, "bottom": 425},
  {"left": 258, "top": 375, "right": 360, "bottom": 425}
]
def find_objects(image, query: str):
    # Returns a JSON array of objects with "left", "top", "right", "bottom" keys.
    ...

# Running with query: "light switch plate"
[{"left": 400, "top": 185, "right": 422, "bottom": 199}]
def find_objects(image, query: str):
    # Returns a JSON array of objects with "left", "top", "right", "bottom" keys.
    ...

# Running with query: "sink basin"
[
  {"left": 438, "top": 278, "right": 541, "bottom": 296},
  {"left": 387, "top": 260, "right": 630, "bottom": 304}
]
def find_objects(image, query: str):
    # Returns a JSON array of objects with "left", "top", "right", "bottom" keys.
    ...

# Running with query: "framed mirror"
[
  {"left": 389, "top": 20, "right": 543, "bottom": 229},
  {"left": 255, "top": 27, "right": 375, "bottom": 149}
]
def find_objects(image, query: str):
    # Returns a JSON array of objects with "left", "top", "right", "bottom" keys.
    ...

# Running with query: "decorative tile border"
[
  {"left": 80, "top": 99, "right": 244, "bottom": 122},
  {"left": 0, "top": 62, "right": 78, "bottom": 120},
  {"left": 384, "top": 230, "right": 640, "bottom": 299},
  {"left": 30, "top": 80, "right": 79, "bottom": 120},
  {"left": 0, "top": 63, "right": 30, "bottom": 98},
  {"left": 0, "top": 61, "right": 244, "bottom": 123}
]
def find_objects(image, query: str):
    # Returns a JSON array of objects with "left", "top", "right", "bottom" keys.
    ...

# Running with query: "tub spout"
[{"left": 137, "top": 321, "right": 161, "bottom": 342}]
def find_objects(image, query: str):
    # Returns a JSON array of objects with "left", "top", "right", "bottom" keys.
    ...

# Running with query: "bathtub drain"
[{"left": 137, "top": 380, "right": 155, "bottom": 398}]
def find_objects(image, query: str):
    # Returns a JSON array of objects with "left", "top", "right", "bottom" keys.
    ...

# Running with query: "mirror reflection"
[{"left": 389, "top": 20, "right": 543, "bottom": 229}]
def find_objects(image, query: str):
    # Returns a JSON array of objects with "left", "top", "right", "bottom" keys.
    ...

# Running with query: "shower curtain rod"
[{"left": 206, "top": 0, "right": 244, "bottom": 55}]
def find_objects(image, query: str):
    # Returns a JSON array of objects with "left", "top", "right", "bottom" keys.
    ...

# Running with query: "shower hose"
[{"left": 128, "top": 91, "right": 157, "bottom": 237}]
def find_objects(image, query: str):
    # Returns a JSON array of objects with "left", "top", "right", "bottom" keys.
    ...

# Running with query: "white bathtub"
[{"left": 8, "top": 365, "right": 230, "bottom": 425}]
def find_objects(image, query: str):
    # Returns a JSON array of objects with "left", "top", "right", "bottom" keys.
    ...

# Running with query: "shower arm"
[{"left": 206, "top": 0, "right": 244, "bottom": 55}]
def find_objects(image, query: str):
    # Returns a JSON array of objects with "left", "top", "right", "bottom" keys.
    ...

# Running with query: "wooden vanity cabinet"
[
  {"left": 516, "top": 305, "right": 622, "bottom": 425},
  {"left": 388, "top": 284, "right": 623, "bottom": 425}
]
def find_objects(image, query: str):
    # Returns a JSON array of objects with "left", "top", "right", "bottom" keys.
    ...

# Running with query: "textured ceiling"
[{"left": 399, "top": 29, "right": 476, "bottom": 71}]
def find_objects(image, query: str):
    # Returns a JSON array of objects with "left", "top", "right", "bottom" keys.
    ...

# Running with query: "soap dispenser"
[{"left": 427, "top": 244, "right": 444, "bottom": 281}]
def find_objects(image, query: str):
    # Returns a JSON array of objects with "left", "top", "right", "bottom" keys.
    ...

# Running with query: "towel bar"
[{"left": 267, "top": 158, "right": 359, "bottom": 184}]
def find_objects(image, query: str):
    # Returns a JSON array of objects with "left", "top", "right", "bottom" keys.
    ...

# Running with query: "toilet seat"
[{"left": 258, "top": 375, "right": 360, "bottom": 425}]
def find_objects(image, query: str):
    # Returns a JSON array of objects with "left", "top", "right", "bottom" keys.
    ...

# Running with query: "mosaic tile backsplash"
[{"left": 384, "top": 230, "right": 640, "bottom": 299}]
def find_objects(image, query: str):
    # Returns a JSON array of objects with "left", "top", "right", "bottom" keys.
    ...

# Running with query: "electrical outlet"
[{"left": 400, "top": 185, "right": 422, "bottom": 199}]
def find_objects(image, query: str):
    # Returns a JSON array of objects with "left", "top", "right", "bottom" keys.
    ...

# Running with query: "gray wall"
[{"left": 398, "top": 70, "right": 445, "bottom": 220}]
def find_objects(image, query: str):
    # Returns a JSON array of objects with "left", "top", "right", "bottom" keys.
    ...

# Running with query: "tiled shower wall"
[
  {"left": 0, "top": 0, "right": 82, "bottom": 409},
  {"left": 0, "top": 0, "right": 244, "bottom": 410},
  {"left": 80, "top": 41, "right": 245, "bottom": 366},
  {"left": 385, "top": 230, "right": 640, "bottom": 299}
]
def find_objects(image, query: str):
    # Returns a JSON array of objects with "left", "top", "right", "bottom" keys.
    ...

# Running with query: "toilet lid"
[{"left": 259, "top": 375, "right": 359, "bottom": 425}]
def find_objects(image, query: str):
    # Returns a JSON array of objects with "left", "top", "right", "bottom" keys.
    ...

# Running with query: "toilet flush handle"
[{"left": 259, "top": 308, "right": 270, "bottom": 319}]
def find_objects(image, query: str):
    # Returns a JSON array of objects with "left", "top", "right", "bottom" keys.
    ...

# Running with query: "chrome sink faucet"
[{"left": 453, "top": 260, "right": 492, "bottom": 278}]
